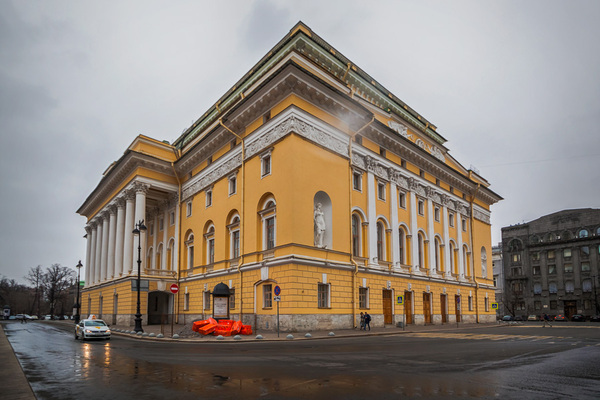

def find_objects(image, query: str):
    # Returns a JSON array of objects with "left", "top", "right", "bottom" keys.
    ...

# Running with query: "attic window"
[{"left": 263, "top": 111, "right": 271, "bottom": 123}]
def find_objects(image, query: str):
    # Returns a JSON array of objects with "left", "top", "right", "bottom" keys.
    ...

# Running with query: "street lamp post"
[
  {"left": 133, "top": 220, "right": 147, "bottom": 333},
  {"left": 74, "top": 260, "right": 83, "bottom": 323}
]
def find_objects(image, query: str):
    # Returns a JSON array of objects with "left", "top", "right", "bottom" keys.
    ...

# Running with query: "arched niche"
[{"left": 314, "top": 191, "right": 332, "bottom": 249}]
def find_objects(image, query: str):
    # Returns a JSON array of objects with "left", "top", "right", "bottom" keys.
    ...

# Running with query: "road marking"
[{"left": 404, "top": 333, "right": 556, "bottom": 341}]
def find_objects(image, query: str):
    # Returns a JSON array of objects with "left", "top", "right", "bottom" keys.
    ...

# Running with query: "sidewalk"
[
  {"left": 109, "top": 320, "right": 501, "bottom": 342},
  {"left": 0, "top": 323, "right": 36, "bottom": 400}
]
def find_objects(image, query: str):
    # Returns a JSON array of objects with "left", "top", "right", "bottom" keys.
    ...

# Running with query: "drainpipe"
[
  {"left": 219, "top": 119, "right": 246, "bottom": 324},
  {"left": 469, "top": 183, "right": 481, "bottom": 323},
  {"left": 170, "top": 149, "right": 182, "bottom": 325},
  {"left": 348, "top": 116, "right": 375, "bottom": 328}
]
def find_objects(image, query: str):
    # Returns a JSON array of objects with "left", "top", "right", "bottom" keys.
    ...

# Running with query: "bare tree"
[
  {"left": 42, "top": 264, "right": 75, "bottom": 318},
  {"left": 25, "top": 266, "right": 44, "bottom": 317}
]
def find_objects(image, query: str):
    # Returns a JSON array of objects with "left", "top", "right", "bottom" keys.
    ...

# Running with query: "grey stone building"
[
  {"left": 492, "top": 243, "right": 504, "bottom": 317},
  {"left": 501, "top": 209, "right": 600, "bottom": 320}
]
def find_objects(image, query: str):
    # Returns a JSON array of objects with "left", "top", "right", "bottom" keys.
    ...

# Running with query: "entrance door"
[
  {"left": 455, "top": 295, "right": 461, "bottom": 323},
  {"left": 99, "top": 296, "right": 103, "bottom": 320},
  {"left": 382, "top": 290, "right": 393, "bottom": 324},
  {"left": 404, "top": 291, "right": 413, "bottom": 325},
  {"left": 564, "top": 301, "right": 577, "bottom": 320},
  {"left": 148, "top": 292, "right": 170, "bottom": 325},
  {"left": 423, "top": 293, "right": 432, "bottom": 324},
  {"left": 441, "top": 294, "right": 447, "bottom": 323}
]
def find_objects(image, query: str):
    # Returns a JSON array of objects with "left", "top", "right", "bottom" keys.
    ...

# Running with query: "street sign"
[
  {"left": 491, "top": 302, "right": 498, "bottom": 310},
  {"left": 274, "top": 285, "right": 281, "bottom": 296},
  {"left": 397, "top": 295, "right": 404, "bottom": 305},
  {"left": 170, "top": 284, "right": 179, "bottom": 294},
  {"left": 274, "top": 296, "right": 281, "bottom": 302}
]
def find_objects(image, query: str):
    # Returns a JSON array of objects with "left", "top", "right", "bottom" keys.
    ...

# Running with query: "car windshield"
[{"left": 84, "top": 320, "right": 107, "bottom": 327}]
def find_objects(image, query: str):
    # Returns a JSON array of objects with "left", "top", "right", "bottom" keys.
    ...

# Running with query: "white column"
[
  {"left": 85, "top": 226, "right": 94, "bottom": 287},
  {"left": 442, "top": 203, "right": 451, "bottom": 278},
  {"left": 367, "top": 171, "right": 377, "bottom": 266},
  {"left": 107, "top": 205, "right": 117, "bottom": 279},
  {"left": 94, "top": 219, "right": 103, "bottom": 284},
  {"left": 390, "top": 181, "right": 400, "bottom": 266},
  {"left": 457, "top": 212, "right": 465, "bottom": 278},
  {"left": 152, "top": 212, "right": 158, "bottom": 270},
  {"left": 134, "top": 183, "right": 149, "bottom": 270},
  {"left": 172, "top": 193, "right": 180, "bottom": 272},
  {"left": 100, "top": 213, "right": 109, "bottom": 281},
  {"left": 409, "top": 190, "right": 419, "bottom": 271},
  {"left": 123, "top": 190, "right": 135, "bottom": 274},
  {"left": 162, "top": 204, "right": 169, "bottom": 270},
  {"left": 427, "top": 197, "right": 435, "bottom": 274},
  {"left": 114, "top": 198, "right": 125, "bottom": 277}
]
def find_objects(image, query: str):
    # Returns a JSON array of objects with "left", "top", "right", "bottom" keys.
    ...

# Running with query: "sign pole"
[{"left": 277, "top": 300, "right": 280, "bottom": 338}]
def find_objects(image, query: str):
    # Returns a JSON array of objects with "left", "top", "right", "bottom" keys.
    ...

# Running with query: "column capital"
[{"left": 133, "top": 181, "right": 150, "bottom": 194}]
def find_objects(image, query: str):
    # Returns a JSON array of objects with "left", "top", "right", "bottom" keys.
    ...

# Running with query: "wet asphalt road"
[{"left": 4, "top": 322, "right": 600, "bottom": 399}]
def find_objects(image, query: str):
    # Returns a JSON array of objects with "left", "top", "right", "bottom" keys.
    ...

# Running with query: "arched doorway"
[{"left": 147, "top": 291, "right": 171, "bottom": 325}]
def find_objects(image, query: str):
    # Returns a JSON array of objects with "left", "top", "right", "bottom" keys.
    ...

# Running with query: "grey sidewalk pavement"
[{"left": 0, "top": 323, "right": 36, "bottom": 400}]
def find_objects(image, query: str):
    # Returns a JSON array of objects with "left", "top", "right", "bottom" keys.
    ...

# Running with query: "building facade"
[
  {"left": 492, "top": 243, "right": 504, "bottom": 318},
  {"left": 77, "top": 22, "right": 501, "bottom": 331},
  {"left": 501, "top": 209, "right": 600, "bottom": 320}
]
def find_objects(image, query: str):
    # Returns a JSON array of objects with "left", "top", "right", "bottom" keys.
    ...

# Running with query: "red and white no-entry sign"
[{"left": 170, "top": 284, "right": 179, "bottom": 294}]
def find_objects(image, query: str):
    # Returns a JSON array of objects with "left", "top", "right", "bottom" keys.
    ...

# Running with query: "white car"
[{"left": 75, "top": 318, "right": 111, "bottom": 340}]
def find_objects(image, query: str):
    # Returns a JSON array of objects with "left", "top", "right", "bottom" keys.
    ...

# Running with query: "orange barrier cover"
[
  {"left": 198, "top": 323, "right": 217, "bottom": 335},
  {"left": 192, "top": 320, "right": 210, "bottom": 332},
  {"left": 208, "top": 317, "right": 218, "bottom": 325},
  {"left": 240, "top": 325, "right": 252, "bottom": 335},
  {"left": 231, "top": 320, "right": 243, "bottom": 335}
]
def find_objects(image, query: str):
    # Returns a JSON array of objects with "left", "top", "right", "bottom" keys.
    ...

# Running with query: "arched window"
[
  {"left": 449, "top": 241, "right": 456, "bottom": 274},
  {"left": 185, "top": 232, "right": 194, "bottom": 270},
  {"left": 205, "top": 225, "right": 215, "bottom": 265},
  {"left": 167, "top": 239, "right": 175, "bottom": 270},
  {"left": 578, "top": 229, "right": 589, "bottom": 238},
  {"left": 418, "top": 232, "right": 425, "bottom": 269},
  {"left": 377, "top": 221, "right": 386, "bottom": 261},
  {"left": 582, "top": 279, "right": 592, "bottom": 292},
  {"left": 434, "top": 237, "right": 442, "bottom": 272},
  {"left": 463, "top": 245, "right": 470, "bottom": 276},
  {"left": 259, "top": 198, "right": 277, "bottom": 250},
  {"left": 156, "top": 243, "right": 163, "bottom": 270},
  {"left": 352, "top": 214, "right": 361, "bottom": 257},
  {"left": 481, "top": 246, "right": 488, "bottom": 278},
  {"left": 398, "top": 227, "right": 407, "bottom": 265},
  {"left": 229, "top": 215, "right": 240, "bottom": 259}
]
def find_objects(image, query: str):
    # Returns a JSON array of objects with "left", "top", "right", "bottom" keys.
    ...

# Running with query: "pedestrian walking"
[
  {"left": 359, "top": 312, "right": 365, "bottom": 330},
  {"left": 364, "top": 312, "right": 371, "bottom": 331},
  {"left": 542, "top": 313, "right": 552, "bottom": 328}
]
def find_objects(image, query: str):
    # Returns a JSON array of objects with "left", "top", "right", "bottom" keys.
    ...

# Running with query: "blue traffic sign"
[{"left": 274, "top": 285, "right": 281, "bottom": 296}]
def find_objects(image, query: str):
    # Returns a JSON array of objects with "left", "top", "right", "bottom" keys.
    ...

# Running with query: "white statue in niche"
[{"left": 314, "top": 202, "right": 327, "bottom": 248}]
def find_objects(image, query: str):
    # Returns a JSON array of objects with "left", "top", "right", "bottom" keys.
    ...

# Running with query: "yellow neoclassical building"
[{"left": 77, "top": 22, "right": 501, "bottom": 331}]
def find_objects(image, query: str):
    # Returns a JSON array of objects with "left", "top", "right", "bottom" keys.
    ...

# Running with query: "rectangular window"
[
  {"left": 549, "top": 282, "right": 558, "bottom": 293},
  {"left": 263, "top": 284, "right": 272, "bottom": 308},
  {"left": 184, "top": 292, "right": 190, "bottom": 311},
  {"left": 170, "top": 211, "right": 175, "bottom": 226},
  {"left": 380, "top": 147, "right": 386, "bottom": 157},
  {"left": 511, "top": 267, "right": 522, "bottom": 276},
  {"left": 261, "top": 154, "right": 271, "bottom": 177},
  {"left": 318, "top": 283, "right": 330, "bottom": 308},
  {"left": 531, "top": 252, "right": 540, "bottom": 261},
  {"left": 418, "top": 199, "right": 424, "bottom": 215},
  {"left": 398, "top": 192, "right": 406, "bottom": 208},
  {"left": 359, "top": 287, "right": 369, "bottom": 308},
  {"left": 208, "top": 238, "right": 215, "bottom": 264},
  {"left": 532, "top": 265, "right": 541, "bottom": 275},
  {"left": 534, "top": 301, "right": 542, "bottom": 310},
  {"left": 149, "top": 223, "right": 154, "bottom": 236},
  {"left": 229, "top": 175, "right": 237, "bottom": 196},
  {"left": 468, "top": 296, "right": 473, "bottom": 311},
  {"left": 159, "top": 217, "right": 164, "bottom": 232},
  {"left": 564, "top": 263, "right": 573, "bottom": 273},
  {"left": 434, "top": 207, "right": 440, "bottom": 222},
  {"left": 186, "top": 201, "right": 192, "bottom": 217},
  {"left": 581, "top": 262, "right": 590, "bottom": 272},
  {"left": 377, "top": 181, "right": 386, "bottom": 201},
  {"left": 484, "top": 297, "right": 489, "bottom": 312},
  {"left": 547, "top": 250, "right": 555, "bottom": 259},
  {"left": 583, "top": 299, "right": 591, "bottom": 310},
  {"left": 203, "top": 291, "right": 211, "bottom": 310},
  {"left": 581, "top": 246, "right": 590, "bottom": 257},
  {"left": 563, "top": 248, "right": 572, "bottom": 258},
  {"left": 462, "top": 218, "right": 467, "bottom": 232},
  {"left": 548, "top": 264, "right": 556, "bottom": 274},
  {"left": 205, "top": 189, "right": 212, "bottom": 208},
  {"left": 512, "top": 254, "right": 521, "bottom": 263},
  {"left": 353, "top": 171, "right": 362, "bottom": 191},
  {"left": 449, "top": 213, "right": 455, "bottom": 227},
  {"left": 550, "top": 300, "right": 557, "bottom": 310}
]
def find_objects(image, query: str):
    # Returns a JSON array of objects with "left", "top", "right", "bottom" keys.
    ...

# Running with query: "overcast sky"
[{"left": 1, "top": 0, "right": 599, "bottom": 283}]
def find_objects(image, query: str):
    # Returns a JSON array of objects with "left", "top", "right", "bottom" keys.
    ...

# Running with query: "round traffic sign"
[
  {"left": 170, "top": 283, "right": 179, "bottom": 294},
  {"left": 274, "top": 285, "right": 281, "bottom": 296}
]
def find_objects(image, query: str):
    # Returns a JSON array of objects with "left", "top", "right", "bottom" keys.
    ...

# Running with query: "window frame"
[{"left": 318, "top": 283, "right": 330, "bottom": 308}]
